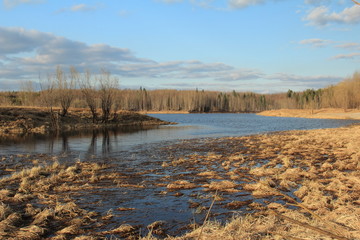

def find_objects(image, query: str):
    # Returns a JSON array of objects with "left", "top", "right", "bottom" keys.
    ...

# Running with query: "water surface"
[{"left": 0, "top": 113, "right": 358, "bottom": 156}]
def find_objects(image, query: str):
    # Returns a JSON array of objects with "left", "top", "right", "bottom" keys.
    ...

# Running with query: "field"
[{"left": 0, "top": 108, "right": 359, "bottom": 239}]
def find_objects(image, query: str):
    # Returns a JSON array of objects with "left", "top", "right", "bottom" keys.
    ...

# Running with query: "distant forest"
[{"left": 0, "top": 67, "right": 359, "bottom": 117}]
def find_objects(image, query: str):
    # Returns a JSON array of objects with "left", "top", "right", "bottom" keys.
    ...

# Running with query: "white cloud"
[
  {"left": 0, "top": 27, "right": 52, "bottom": 54},
  {"left": 155, "top": 0, "right": 183, "bottom": 3},
  {"left": 299, "top": 38, "right": 332, "bottom": 47},
  {"left": 304, "top": 5, "right": 360, "bottom": 26},
  {"left": 269, "top": 73, "right": 343, "bottom": 89},
  {"left": 118, "top": 10, "right": 130, "bottom": 17},
  {"left": 70, "top": 4, "right": 98, "bottom": 12},
  {"left": 331, "top": 52, "right": 360, "bottom": 59},
  {"left": 304, "top": 0, "right": 331, "bottom": 6},
  {"left": 228, "top": 0, "right": 265, "bottom": 9},
  {"left": 56, "top": 3, "right": 102, "bottom": 14},
  {"left": 335, "top": 42, "right": 360, "bottom": 49},
  {"left": 2, "top": 0, "right": 44, "bottom": 8}
]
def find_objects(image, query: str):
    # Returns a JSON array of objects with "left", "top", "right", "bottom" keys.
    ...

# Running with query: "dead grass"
[
  {"left": 2, "top": 120, "right": 360, "bottom": 239},
  {"left": 167, "top": 180, "right": 197, "bottom": 189},
  {"left": 146, "top": 122, "right": 360, "bottom": 239},
  {"left": 258, "top": 108, "right": 360, "bottom": 120},
  {"left": 205, "top": 180, "right": 239, "bottom": 192}
]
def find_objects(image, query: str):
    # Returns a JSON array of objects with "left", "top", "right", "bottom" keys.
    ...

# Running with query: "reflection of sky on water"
[{"left": 0, "top": 113, "right": 359, "bottom": 157}]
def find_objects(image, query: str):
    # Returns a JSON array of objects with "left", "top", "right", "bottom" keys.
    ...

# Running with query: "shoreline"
[
  {"left": 258, "top": 108, "right": 360, "bottom": 120},
  {"left": 0, "top": 107, "right": 172, "bottom": 136}
]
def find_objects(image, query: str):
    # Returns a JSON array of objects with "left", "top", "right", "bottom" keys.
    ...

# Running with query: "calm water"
[{"left": 0, "top": 113, "right": 358, "bottom": 156}]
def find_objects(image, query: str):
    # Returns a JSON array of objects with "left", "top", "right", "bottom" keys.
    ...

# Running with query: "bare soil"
[
  {"left": 0, "top": 107, "right": 172, "bottom": 136},
  {"left": 258, "top": 108, "right": 360, "bottom": 120}
]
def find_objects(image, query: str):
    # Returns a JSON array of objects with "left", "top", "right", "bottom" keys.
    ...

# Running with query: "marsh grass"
[
  {"left": 2, "top": 124, "right": 360, "bottom": 239},
  {"left": 145, "top": 124, "right": 360, "bottom": 239},
  {"left": 167, "top": 180, "right": 197, "bottom": 189}
]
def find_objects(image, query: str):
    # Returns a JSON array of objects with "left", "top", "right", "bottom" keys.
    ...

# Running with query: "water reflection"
[
  {"left": 0, "top": 125, "right": 163, "bottom": 156},
  {"left": 1, "top": 114, "right": 359, "bottom": 157}
]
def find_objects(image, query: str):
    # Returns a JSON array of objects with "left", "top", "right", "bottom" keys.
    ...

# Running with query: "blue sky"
[{"left": 0, "top": 0, "right": 360, "bottom": 93}]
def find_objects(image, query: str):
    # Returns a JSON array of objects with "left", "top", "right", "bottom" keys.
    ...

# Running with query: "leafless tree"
[
  {"left": 80, "top": 70, "right": 99, "bottom": 123},
  {"left": 98, "top": 69, "right": 119, "bottom": 123},
  {"left": 55, "top": 66, "right": 76, "bottom": 117},
  {"left": 19, "top": 80, "right": 36, "bottom": 106},
  {"left": 40, "top": 73, "right": 56, "bottom": 111},
  {"left": 40, "top": 73, "right": 60, "bottom": 130}
]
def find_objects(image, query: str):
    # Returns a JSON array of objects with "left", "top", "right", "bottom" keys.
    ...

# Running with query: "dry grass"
[
  {"left": 2, "top": 120, "right": 360, "bottom": 239},
  {"left": 167, "top": 180, "right": 197, "bottom": 189},
  {"left": 148, "top": 123, "right": 360, "bottom": 239},
  {"left": 258, "top": 108, "right": 360, "bottom": 120}
]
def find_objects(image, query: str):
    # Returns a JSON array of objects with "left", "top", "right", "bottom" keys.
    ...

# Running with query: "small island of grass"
[{"left": 0, "top": 106, "right": 173, "bottom": 136}]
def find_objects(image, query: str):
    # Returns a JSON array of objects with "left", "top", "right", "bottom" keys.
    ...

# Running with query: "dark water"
[{"left": 0, "top": 113, "right": 359, "bottom": 236}]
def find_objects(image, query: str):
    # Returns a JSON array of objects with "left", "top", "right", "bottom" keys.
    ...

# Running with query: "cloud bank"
[
  {"left": 0, "top": 27, "right": 344, "bottom": 92},
  {"left": 304, "top": 5, "right": 360, "bottom": 26}
]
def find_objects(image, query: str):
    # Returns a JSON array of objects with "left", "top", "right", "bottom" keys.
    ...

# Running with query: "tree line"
[{"left": 0, "top": 67, "right": 359, "bottom": 119}]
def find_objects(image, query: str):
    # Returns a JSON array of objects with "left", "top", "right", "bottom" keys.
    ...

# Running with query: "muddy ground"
[{"left": 0, "top": 122, "right": 359, "bottom": 239}]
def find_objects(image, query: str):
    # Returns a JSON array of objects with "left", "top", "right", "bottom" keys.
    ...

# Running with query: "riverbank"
[
  {"left": 172, "top": 123, "right": 360, "bottom": 239},
  {"left": 258, "top": 108, "right": 360, "bottom": 120},
  {"left": 0, "top": 107, "right": 172, "bottom": 136},
  {"left": 138, "top": 110, "right": 189, "bottom": 114},
  {"left": 0, "top": 121, "right": 359, "bottom": 239}
]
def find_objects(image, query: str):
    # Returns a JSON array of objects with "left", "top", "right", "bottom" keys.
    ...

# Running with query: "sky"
[{"left": 0, "top": 0, "right": 360, "bottom": 93}]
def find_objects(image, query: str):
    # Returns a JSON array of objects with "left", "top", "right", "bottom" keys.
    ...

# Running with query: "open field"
[
  {"left": 258, "top": 108, "right": 360, "bottom": 120},
  {"left": 0, "top": 119, "right": 359, "bottom": 239},
  {"left": 0, "top": 107, "right": 171, "bottom": 136}
]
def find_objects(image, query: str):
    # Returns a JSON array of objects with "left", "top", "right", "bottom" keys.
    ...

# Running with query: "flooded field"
[{"left": 0, "top": 114, "right": 359, "bottom": 239}]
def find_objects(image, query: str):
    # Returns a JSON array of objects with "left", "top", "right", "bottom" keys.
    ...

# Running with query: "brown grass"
[
  {"left": 258, "top": 108, "right": 360, "bottom": 120},
  {"left": 149, "top": 122, "right": 360, "bottom": 239},
  {"left": 2, "top": 119, "right": 360, "bottom": 239},
  {"left": 167, "top": 180, "right": 197, "bottom": 189}
]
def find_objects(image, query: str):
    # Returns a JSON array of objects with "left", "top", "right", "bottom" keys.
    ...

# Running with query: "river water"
[
  {"left": 0, "top": 113, "right": 358, "bottom": 156},
  {"left": 0, "top": 113, "right": 359, "bottom": 236}
]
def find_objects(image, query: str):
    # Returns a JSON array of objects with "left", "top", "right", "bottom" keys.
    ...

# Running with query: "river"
[{"left": 0, "top": 113, "right": 358, "bottom": 156}]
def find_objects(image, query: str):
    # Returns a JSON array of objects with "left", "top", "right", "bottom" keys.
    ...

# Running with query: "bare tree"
[
  {"left": 40, "top": 73, "right": 56, "bottom": 111},
  {"left": 55, "top": 66, "right": 76, "bottom": 117},
  {"left": 19, "top": 80, "right": 36, "bottom": 106},
  {"left": 80, "top": 70, "right": 99, "bottom": 123},
  {"left": 98, "top": 69, "right": 119, "bottom": 123},
  {"left": 40, "top": 73, "right": 60, "bottom": 131}
]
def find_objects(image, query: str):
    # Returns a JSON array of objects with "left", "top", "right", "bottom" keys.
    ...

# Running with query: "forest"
[{"left": 0, "top": 67, "right": 359, "bottom": 120}]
